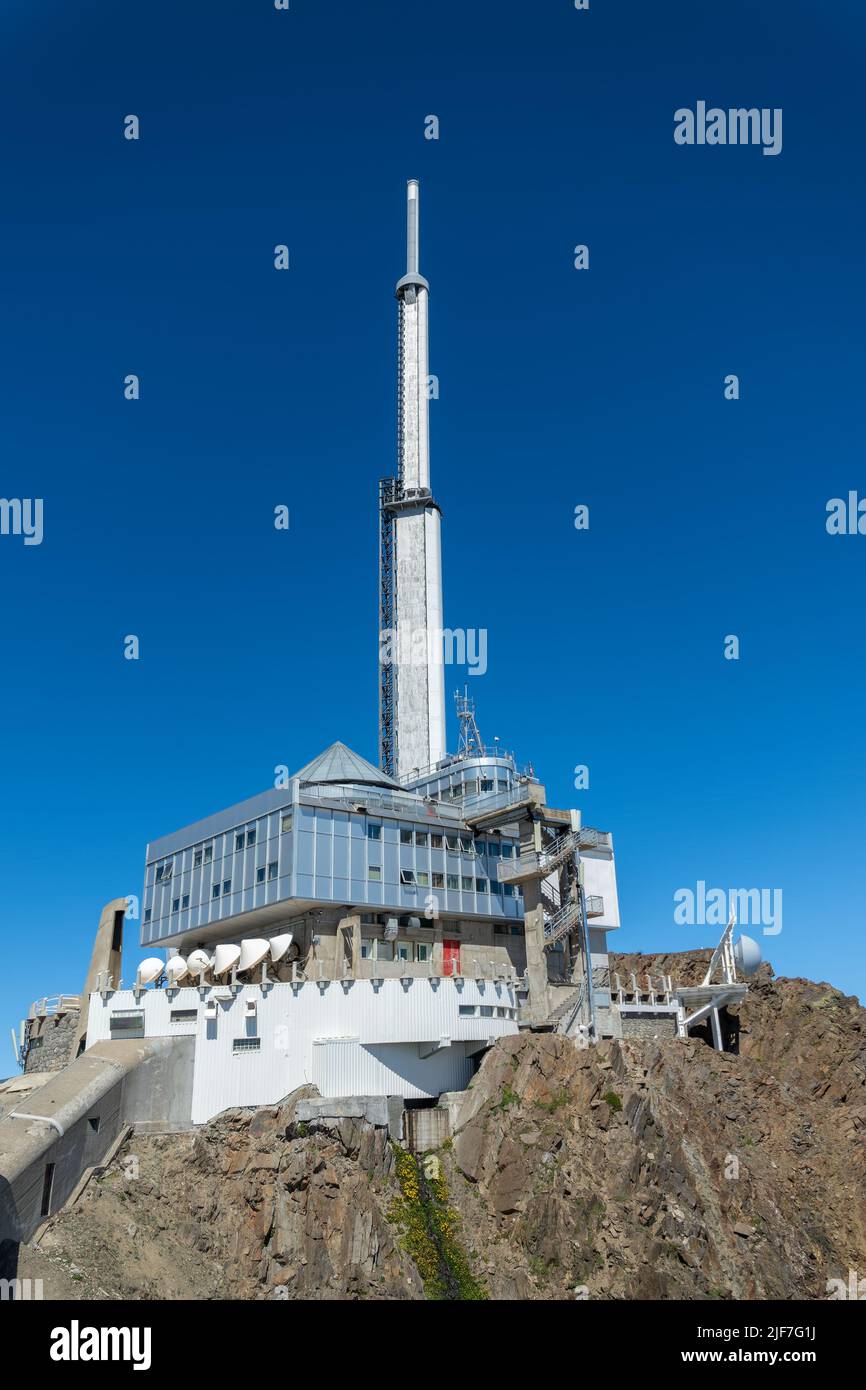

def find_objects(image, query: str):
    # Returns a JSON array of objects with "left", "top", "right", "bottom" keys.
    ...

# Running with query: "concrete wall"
[{"left": 0, "top": 1038, "right": 193, "bottom": 1249}]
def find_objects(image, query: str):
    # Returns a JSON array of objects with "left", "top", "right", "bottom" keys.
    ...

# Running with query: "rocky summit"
[{"left": 19, "top": 952, "right": 866, "bottom": 1300}]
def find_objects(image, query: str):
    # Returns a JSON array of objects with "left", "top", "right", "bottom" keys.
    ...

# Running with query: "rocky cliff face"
[{"left": 23, "top": 955, "right": 866, "bottom": 1300}]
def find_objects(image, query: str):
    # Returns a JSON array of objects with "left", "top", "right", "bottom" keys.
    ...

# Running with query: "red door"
[{"left": 443, "top": 940, "right": 461, "bottom": 976}]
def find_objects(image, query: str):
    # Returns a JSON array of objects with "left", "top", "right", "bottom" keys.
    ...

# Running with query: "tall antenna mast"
[
  {"left": 455, "top": 687, "right": 485, "bottom": 757},
  {"left": 379, "top": 181, "right": 447, "bottom": 780}
]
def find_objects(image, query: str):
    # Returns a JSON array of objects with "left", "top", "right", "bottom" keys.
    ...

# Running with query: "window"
[
  {"left": 415, "top": 831, "right": 428, "bottom": 846},
  {"left": 498, "top": 780, "right": 508, "bottom": 792},
  {"left": 110, "top": 1010, "right": 145, "bottom": 1038},
  {"left": 464, "top": 780, "right": 478, "bottom": 796},
  {"left": 400, "top": 868, "right": 415, "bottom": 885},
  {"left": 458, "top": 1005, "right": 477, "bottom": 1017},
  {"left": 194, "top": 849, "right": 203, "bottom": 867},
  {"left": 476, "top": 878, "right": 488, "bottom": 894},
  {"left": 144, "top": 908, "right": 152, "bottom": 923},
  {"left": 462, "top": 876, "right": 473, "bottom": 891},
  {"left": 447, "top": 874, "right": 459, "bottom": 890},
  {"left": 481, "top": 779, "right": 493, "bottom": 792},
  {"left": 281, "top": 813, "right": 293, "bottom": 833},
  {"left": 432, "top": 872, "right": 444, "bottom": 888},
  {"left": 182, "top": 894, "right": 190, "bottom": 909},
  {"left": 204, "top": 845, "right": 213, "bottom": 863},
  {"left": 367, "top": 823, "right": 382, "bottom": 840},
  {"left": 362, "top": 938, "right": 391, "bottom": 961},
  {"left": 369, "top": 865, "right": 381, "bottom": 881},
  {"left": 246, "top": 828, "right": 256, "bottom": 847},
  {"left": 480, "top": 1005, "right": 494, "bottom": 1017},
  {"left": 396, "top": 942, "right": 412, "bottom": 962},
  {"left": 256, "top": 866, "right": 265, "bottom": 884},
  {"left": 171, "top": 1008, "right": 197, "bottom": 1023},
  {"left": 40, "top": 1163, "right": 55, "bottom": 1217},
  {"left": 501, "top": 843, "right": 514, "bottom": 859},
  {"left": 417, "top": 943, "right": 430, "bottom": 963},
  {"left": 496, "top": 1007, "right": 508, "bottom": 1018},
  {"left": 416, "top": 871, "right": 429, "bottom": 887},
  {"left": 233, "top": 1038, "right": 261, "bottom": 1054},
  {"left": 235, "top": 833, "right": 245, "bottom": 852},
  {"left": 459, "top": 837, "right": 473, "bottom": 854},
  {"left": 504, "top": 884, "right": 515, "bottom": 897},
  {"left": 445, "top": 834, "right": 458, "bottom": 852},
  {"left": 267, "top": 861, "right": 278, "bottom": 881},
  {"left": 400, "top": 829, "right": 413, "bottom": 845},
  {"left": 431, "top": 833, "right": 443, "bottom": 849},
  {"left": 474, "top": 839, "right": 485, "bottom": 855},
  {"left": 223, "top": 879, "right": 232, "bottom": 894},
  {"left": 489, "top": 841, "right": 500, "bottom": 858},
  {"left": 212, "top": 884, "right": 221, "bottom": 899},
  {"left": 172, "top": 898, "right": 179, "bottom": 913},
  {"left": 491, "top": 879, "right": 502, "bottom": 894},
  {"left": 88, "top": 1116, "right": 100, "bottom": 1133}
]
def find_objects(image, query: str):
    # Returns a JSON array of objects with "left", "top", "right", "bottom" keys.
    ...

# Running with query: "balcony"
[{"left": 585, "top": 895, "right": 604, "bottom": 917}]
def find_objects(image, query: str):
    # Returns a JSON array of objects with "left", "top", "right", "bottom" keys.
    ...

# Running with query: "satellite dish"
[
  {"left": 734, "top": 934, "right": 762, "bottom": 977},
  {"left": 269, "top": 933, "right": 293, "bottom": 963},
  {"left": 187, "top": 949, "right": 212, "bottom": 979},
  {"left": 212, "top": 943, "right": 241, "bottom": 977},
  {"left": 165, "top": 955, "right": 188, "bottom": 985},
  {"left": 238, "top": 939, "right": 270, "bottom": 973},
  {"left": 136, "top": 957, "right": 164, "bottom": 987}
]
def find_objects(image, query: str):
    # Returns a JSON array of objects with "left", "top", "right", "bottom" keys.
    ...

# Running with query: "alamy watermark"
[
  {"left": 0, "top": 497, "right": 43, "bottom": 545},
  {"left": 674, "top": 881, "right": 782, "bottom": 936},
  {"left": 674, "top": 103, "right": 782, "bottom": 157},
  {"left": 379, "top": 625, "right": 487, "bottom": 677}
]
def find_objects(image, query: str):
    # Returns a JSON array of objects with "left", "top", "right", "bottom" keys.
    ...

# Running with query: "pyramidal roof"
[{"left": 292, "top": 741, "right": 402, "bottom": 790}]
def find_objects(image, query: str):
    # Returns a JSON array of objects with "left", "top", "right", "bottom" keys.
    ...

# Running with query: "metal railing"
[{"left": 28, "top": 995, "right": 81, "bottom": 1019}]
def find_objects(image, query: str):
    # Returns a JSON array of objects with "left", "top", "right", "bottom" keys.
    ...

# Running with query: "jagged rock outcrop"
[
  {"left": 32, "top": 1086, "right": 423, "bottom": 1300},
  {"left": 22, "top": 957, "right": 866, "bottom": 1300}
]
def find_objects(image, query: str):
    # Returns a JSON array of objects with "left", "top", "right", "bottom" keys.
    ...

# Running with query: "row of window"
[
  {"left": 391, "top": 867, "right": 518, "bottom": 896},
  {"left": 147, "top": 862, "right": 282, "bottom": 921},
  {"left": 458, "top": 1004, "right": 516, "bottom": 1019},
  {"left": 368, "top": 824, "right": 518, "bottom": 858},
  {"left": 152, "top": 815, "right": 293, "bottom": 884},
  {"left": 360, "top": 938, "right": 431, "bottom": 962}
]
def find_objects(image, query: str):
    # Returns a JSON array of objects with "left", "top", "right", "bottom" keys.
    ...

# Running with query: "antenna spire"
[{"left": 406, "top": 179, "right": 420, "bottom": 275}]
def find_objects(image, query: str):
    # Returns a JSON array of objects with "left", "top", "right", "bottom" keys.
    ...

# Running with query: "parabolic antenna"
[
  {"left": 734, "top": 934, "right": 762, "bottom": 977},
  {"left": 165, "top": 955, "right": 188, "bottom": 985},
  {"left": 238, "top": 939, "right": 270, "bottom": 973},
  {"left": 136, "top": 957, "right": 165, "bottom": 987},
  {"left": 187, "top": 949, "right": 212, "bottom": 978},
  {"left": 212, "top": 943, "right": 241, "bottom": 977},
  {"left": 269, "top": 933, "right": 293, "bottom": 963}
]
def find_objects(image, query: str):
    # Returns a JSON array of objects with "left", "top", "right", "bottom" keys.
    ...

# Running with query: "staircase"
[{"left": 543, "top": 895, "right": 582, "bottom": 948}]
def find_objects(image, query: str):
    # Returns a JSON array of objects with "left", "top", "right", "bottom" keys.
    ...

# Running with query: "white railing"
[{"left": 28, "top": 994, "right": 81, "bottom": 1019}]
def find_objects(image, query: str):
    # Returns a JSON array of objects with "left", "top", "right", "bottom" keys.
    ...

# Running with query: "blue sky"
[{"left": 1, "top": 0, "right": 864, "bottom": 1057}]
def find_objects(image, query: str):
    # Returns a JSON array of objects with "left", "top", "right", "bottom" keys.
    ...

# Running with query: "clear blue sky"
[{"left": 1, "top": 0, "right": 864, "bottom": 1059}]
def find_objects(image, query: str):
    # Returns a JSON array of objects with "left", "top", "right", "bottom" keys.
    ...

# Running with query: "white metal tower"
[{"left": 379, "top": 181, "right": 447, "bottom": 780}]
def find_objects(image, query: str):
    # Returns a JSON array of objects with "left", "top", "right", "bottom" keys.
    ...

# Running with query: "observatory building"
[
  {"left": 1, "top": 187, "right": 762, "bottom": 1248},
  {"left": 87, "top": 183, "right": 622, "bottom": 1123}
]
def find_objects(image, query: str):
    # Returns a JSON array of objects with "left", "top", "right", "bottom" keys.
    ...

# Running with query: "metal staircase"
[
  {"left": 542, "top": 894, "right": 583, "bottom": 948},
  {"left": 497, "top": 827, "right": 579, "bottom": 885}
]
